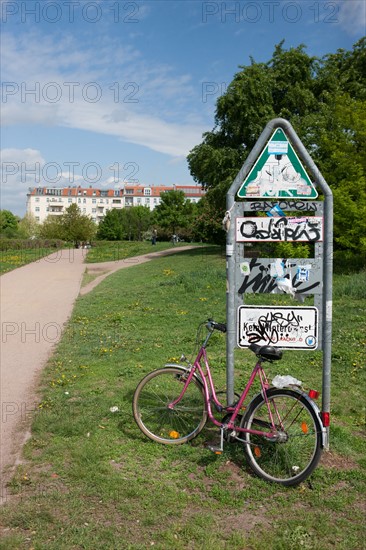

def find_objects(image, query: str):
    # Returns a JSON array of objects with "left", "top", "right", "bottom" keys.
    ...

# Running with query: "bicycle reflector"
[
  {"left": 169, "top": 430, "right": 180, "bottom": 439},
  {"left": 321, "top": 412, "right": 330, "bottom": 427},
  {"left": 308, "top": 389, "right": 319, "bottom": 399}
]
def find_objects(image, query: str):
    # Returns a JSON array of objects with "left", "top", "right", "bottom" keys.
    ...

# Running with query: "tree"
[
  {"left": 97, "top": 206, "right": 152, "bottom": 241},
  {"left": 187, "top": 38, "right": 366, "bottom": 264},
  {"left": 60, "top": 204, "right": 96, "bottom": 245},
  {"left": 121, "top": 206, "right": 152, "bottom": 241},
  {"left": 97, "top": 209, "right": 124, "bottom": 240},
  {"left": 153, "top": 190, "right": 195, "bottom": 236},
  {"left": 39, "top": 215, "right": 63, "bottom": 240},
  {"left": 18, "top": 212, "right": 40, "bottom": 238},
  {"left": 0, "top": 210, "right": 19, "bottom": 237},
  {"left": 40, "top": 204, "right": 96, "bottom": 245}
]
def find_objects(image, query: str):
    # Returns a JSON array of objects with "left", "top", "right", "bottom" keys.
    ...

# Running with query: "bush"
[{"left": 0, "top": 238, "right": 64, "bottom": 251}]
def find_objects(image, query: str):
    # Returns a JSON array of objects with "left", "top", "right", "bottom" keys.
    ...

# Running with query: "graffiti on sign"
[
  {"left": 248, "top": 201, "right": 319, "bottom": 213},
  {"left": 238, "top": 258, "right": 322, "bottom": 297},
  {"left": 236, "top": 216, "right": 323, "bottom": 242},
  {"left": 237, "top": 306, "right": 318, "bottom": 349}
]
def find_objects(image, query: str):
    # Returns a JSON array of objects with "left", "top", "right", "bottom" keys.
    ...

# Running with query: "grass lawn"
[
  {"left": 0, "top": 248, "right": 60, "bottom": 275},
  {"left": 86, "top": 240, "right": 199, "bottom": 263},
  {"left": 0, "top": 247, "right": 365, "bottom": 549}
]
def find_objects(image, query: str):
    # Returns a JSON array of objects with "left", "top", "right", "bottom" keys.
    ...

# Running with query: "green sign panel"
[{"left": 237, "top": 128, "right": 318, "bottom": 199}]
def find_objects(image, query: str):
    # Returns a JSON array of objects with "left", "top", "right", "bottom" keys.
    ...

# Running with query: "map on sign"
[
  {"left": 237, "top": 306, "right": 318, "bottom": 349},
  {"left": 237, "top": 128, "right": 318, "bottom": 199}
]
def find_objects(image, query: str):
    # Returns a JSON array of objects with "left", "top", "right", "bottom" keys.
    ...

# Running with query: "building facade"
[{"left": 26, "top": 184, "right": 205, "bottom": 224}]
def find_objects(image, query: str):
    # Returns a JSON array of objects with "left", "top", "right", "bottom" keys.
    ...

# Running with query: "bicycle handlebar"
[{"left": 206, "top": 319, "right": 227, "bottom": 333}]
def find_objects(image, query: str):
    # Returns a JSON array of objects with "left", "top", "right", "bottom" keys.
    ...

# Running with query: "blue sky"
[{"left": 1, "top": 0, "right": 365, "bottom": 216}]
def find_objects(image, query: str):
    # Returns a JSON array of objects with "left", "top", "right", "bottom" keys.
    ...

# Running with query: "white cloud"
[
  {"left": 0, "top": 148, "right": 46, "bottom": 214},
  {"left": 338, "top": 0, "right": 366, "bottom": 36},
  {"left": 1, "top": 31, "right": 206, "bottom": 157}
]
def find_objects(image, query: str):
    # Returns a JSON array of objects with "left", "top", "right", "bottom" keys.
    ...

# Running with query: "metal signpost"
[{"left": 225, "top": 118, "right": 333, "bottom": 438}]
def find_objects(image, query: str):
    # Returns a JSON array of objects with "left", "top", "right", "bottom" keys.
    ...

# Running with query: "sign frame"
[{"left": 225, "top": 118, "right": 333, "bottom": 446}]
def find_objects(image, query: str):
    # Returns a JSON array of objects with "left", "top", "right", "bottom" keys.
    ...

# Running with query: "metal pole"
[{"left": 226, "top": 119, "right": 280, "bottom": 404}]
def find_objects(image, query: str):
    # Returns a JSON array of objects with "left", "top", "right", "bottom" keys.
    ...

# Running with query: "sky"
[{"left": 1, "top": 0, "right": 365, "bottom": 216}]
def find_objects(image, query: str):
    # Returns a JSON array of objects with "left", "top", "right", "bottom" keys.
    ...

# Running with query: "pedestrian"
[{"left": 152, "top": 228, "right": 157, "bottom": 245}]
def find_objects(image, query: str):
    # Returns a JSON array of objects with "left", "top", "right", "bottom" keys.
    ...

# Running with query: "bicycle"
[{"left": 132, "top": 319, "right": 326, "bottom": 486}]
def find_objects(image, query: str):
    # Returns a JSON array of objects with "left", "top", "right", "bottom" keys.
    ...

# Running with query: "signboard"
[
  {"left": 237, "top": 257, "right": 322, "bottom": 296},
  {"left": 237, "top": 306, "right": 318, "bottom": 349},
  {"left": 237, "top": 128, "right": 318, "bottom": 199},
  {"left": 236, "top": 216, "right": 323, "bottom": 242}
]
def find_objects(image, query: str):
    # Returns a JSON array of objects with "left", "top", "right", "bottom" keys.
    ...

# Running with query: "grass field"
[
  {"left": 0, "top": 247, "right": 365, "bottom": 549},
  {"left": 85, "top": 240, "right": 198, "bottom": 263},
  {"left": 0, "top": 248, "right": 59, "bottom": 274}
]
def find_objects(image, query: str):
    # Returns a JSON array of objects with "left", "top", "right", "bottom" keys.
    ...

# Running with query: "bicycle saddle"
[{"left": 249, "top": 343, "right": 283, "bottom": 361}]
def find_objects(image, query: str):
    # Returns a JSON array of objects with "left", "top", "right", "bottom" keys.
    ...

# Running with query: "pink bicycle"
[{"left": 133, "top": 319, "right": 326, "bottom": 486}]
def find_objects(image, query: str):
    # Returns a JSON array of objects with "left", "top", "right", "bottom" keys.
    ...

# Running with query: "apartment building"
[{"left": 26, "top": 184, "right": 205, "bottom": 224}]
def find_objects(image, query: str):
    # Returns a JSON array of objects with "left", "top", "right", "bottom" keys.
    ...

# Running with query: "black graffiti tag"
[
  {"left": 245, "top": 311, "right": 303, "bottom": 344},
  {"left": 238, "top": 258, "right": 321, "bottom": 295},
  {"left": 239, "top": 217, "right": 322, "bottom": 242},
  {"left": 249, "top": 201, "right": 318, "bottom": 213}
]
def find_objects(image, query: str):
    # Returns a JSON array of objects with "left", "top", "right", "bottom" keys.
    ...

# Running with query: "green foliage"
[
  {"left": 17, "top": 212, "right": 40, "bottom": 239},
  {"left": 40, "top": 204, "right": 96, "bottom": 245},
  {"left": 0, "top": 209, "right": 19, "bottom": 237},
  {"left": 188, "top": 38, "right": 366, "bottom": 267},
  {"left": 153, "top": 190, "right": 197, "bottom": 235},
  {"left": 97, "top": 206, "right": 152, "bottom": 241}
]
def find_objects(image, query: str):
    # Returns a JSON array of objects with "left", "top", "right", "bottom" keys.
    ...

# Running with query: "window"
[
  {"left": 35, "top": 197, "right": 40, "bottom": 202},
  {"left": 68, "top": 198, "right": 72, "bottom": 203},
  {"left": 35, "top": 207, "right": 40, "bottom": 212},
  {"left": 144, "top": 187, "right": 151, "bottom": 196},
  {"left": 92, "top": 208, "right": 96, "bottom": 213},
  {"left": 92, "top": 199, "right": 96, "bottom": 204},
  {"left": 112, "top": 199, "right": 121, "bottom": 204}
]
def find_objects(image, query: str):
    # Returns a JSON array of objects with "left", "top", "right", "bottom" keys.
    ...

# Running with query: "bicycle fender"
[
  {"left": 164, "top": 364, "right": 204, "bottom": 386},
  {"left": 298, "top": 390, "right": 328, "bottom": 449}
]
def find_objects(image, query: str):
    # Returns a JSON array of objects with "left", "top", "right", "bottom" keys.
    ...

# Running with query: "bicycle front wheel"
[
  {"left": 241, "top": 389, "right": 323, "bottom": 486},
  {"left": 133, "top": 367, "right": 207, "bottom": 444}
]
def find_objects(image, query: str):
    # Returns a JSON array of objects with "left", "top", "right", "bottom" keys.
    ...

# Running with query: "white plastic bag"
[{"left": 272, "top": 375, "right": 302, "bottom": 389}]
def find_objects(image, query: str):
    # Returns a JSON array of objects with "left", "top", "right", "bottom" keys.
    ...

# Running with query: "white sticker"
[
  {"left": 326, "top": 300, "right": 332, "bottom": 321},
  {"left": 240, "top": 262, "right": 250, "bottom": 275}
]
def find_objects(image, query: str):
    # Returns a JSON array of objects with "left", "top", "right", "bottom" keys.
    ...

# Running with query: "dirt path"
[{"left": 0, "top": 245, "right": 197, "bottom": 503}]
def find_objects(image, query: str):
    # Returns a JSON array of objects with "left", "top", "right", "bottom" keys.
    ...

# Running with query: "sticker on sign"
[{"left": 237, "top": 306, "right": 318, "bottom": 349}]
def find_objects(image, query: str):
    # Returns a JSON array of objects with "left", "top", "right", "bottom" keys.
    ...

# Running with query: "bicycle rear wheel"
[
  {"left": 133, "top": 367, "right": 207, "bottom": 444},
  {"left": 241, "top": 388, "right": 323, "bottom": 486}
]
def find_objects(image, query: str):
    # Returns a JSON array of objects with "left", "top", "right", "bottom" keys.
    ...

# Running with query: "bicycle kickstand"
[{"left": 208, "top": 426, "right": 224, "bottom": 455}]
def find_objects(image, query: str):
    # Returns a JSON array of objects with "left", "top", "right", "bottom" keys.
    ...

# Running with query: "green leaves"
[{"left": 188, "top": 39, "right": 366, "bottom": 266}]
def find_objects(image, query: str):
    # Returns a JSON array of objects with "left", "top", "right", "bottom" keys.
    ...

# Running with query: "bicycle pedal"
[{"left": 207, "top": 445, "right": 223, "bottom": 455}]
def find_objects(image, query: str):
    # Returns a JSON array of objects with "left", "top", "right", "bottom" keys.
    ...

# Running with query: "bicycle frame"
[{"left": 166, "top": 337, "right": 279, "bottom": 439}]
